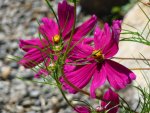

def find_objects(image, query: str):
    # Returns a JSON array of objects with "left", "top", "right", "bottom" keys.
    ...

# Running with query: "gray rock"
[
  {"left": 10, "top": 62, "right": 19, "bottom": 68},
  {"left": 64, "top": 107, "right": 74, "bottom": 113},
  {"left": 0, "top": 49, "right": 7, "bottom": 60},
  {"left": 45, "top": 110, "right": 54, "bottom": 113},
  {"left": 29, "top": 90, "right": 40, "bottom": 98},
  {"left": 9, "top": 79, "right": 27, "bottom": 103},
  {"left": 50, "top": 96, "right": 59, "bottom": 105},
  {"left": 9, "top": 69, "right": 17, "bottom": 79},
  {"left": 58, "top": 100, "right": 67, "bottom": 108},
  {"left": 22, "top": 99, "right": 33, "bottom": 107},
  {"left": 44, "top": 101, "right": 54, "bottom": 111},
  {"left": 31, "top": 106, "right": 41, "bottom": 111},
  {"left": 34, "top": 100, "right": 41, "bottom": 106},
  {"left": 0, "top": 81, "right": 10, "bottom": 93},
  {"left": 18, "top": 69, "right": 34, "bottom": 79},
  {"left": 26, "top": 111, "right": 36, "bottom": 113},
  {"left": 10, "top": 41, "right": 18, "bottom": 50},
  {"left": 16, "top": 105, "right": 25, "bottom": 113},
  {"left": 58, "top": 109, "right": 65, "bottom": 113}
]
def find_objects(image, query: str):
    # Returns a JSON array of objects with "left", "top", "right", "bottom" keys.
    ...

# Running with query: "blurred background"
[{"left": 0, "top": 0, "right": 149, "bottom": 113}]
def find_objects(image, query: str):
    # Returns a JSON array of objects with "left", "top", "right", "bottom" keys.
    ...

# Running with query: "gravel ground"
[{"left": 0, "top": 0, "right": 60, "bottom": 40}]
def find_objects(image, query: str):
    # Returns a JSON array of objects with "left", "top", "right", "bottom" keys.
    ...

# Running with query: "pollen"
[
  {"left": 53, "top": 35, "right": 60, "bottom": 43},
  {"left": 92, "top": 50, "right": 104, "bottom": 60}
]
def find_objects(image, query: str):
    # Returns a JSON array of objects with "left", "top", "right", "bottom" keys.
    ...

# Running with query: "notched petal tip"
[{"left": 105, "top": 60, "right": 136, "bottom": 90}]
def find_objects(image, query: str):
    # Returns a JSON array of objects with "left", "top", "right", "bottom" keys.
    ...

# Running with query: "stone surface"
[
  {"left": 114, "top": 1, "right": 150, "bottom": 110},
  {"left": 116, "top": 0, "right": 150, "bottom": 87},
  {"left": 0, "top": 0, "right": 54, "bottom": 40},
  {"left": 29, "top": 90, "right": 40, "bottom": 98}
]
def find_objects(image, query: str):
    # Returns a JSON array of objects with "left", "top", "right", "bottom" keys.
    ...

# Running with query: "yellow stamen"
[
  {"left": 53, "top": 35, "right": 60, "bottom": 43},
  {"left": 92, "top": 50, "right": 104, "bottom": 61}
]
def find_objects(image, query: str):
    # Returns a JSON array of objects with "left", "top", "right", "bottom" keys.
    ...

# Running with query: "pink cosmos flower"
[
  {"left": 75, "top": 88, "right": 119, "bottom": 113},
  {"left": 60, "top": 20, "right": 136, "bottom": 98},
  {"left": 101, "top": 88, "right": 119, "bottom": 113},
  {"left": 19, "top": 0, "right": 97, "bottom": 69}
]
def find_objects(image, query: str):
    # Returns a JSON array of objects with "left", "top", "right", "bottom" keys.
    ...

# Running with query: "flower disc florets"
[
  {"left": 53, "top": 34, "right": 61, "bottom": 44},
  {"left": 52, "top": 34, "right": 63, "bottom": 52},
  {"left": 92, "top": 50, "right": 104, "bottom": 62}
]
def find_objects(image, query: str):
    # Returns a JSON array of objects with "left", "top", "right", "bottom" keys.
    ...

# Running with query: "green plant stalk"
[
  {"left": 45, "top": 0, "right": 60, "bottom": 30},
  {"left": 112, "top": 57, "right": 150, "bottom": 61},
  {"left": 57, "top": 82, "right": 75, "bottom": 109},
  {"left": 53, "top": 67, "right": 75, "bottom": 109},
  {"left": 120, "top": 37, "right": 150, "bottom": 46},
  {"left": 63, "top": 1, "right": 77, "bottom": 61}
]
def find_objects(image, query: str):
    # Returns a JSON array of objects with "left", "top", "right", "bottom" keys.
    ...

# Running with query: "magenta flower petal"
[
  {"left": 39, "top": 17, "right": 59, "bottom": 41},
  {"left": 94, "top": 26, "right": 104, "bottom": 50},
  {"left": 103, "top": 20, "right": 122, "bottom": 58},
  {"left": 19, "top": 38, "right": 47, "bottom": 52},
  {"left": 70, "top": 43, "right": 93, "bottom": 60},
  {"left": 83, "top": 37, "right": 93, "bottom": 45},
  {"left": 73, "top": 15, "right": 97, "bottom": 40},
  {"left": 112, "top": 20, "right": 122, "bottom": 43},
  {"left": 75, "top": 106, "right": 90, "bottom": 113},
  {"left": 102, "top": 24, "right": 118, "bottom": 58},
  {"left": 90, "top": 64, "right": 106, "bottom": 98},
  {"left": 60, "top": 63, "right": 96, "bottom": 93},
  {"left": 64, "top": 59, "right": 76, "bottom": 72},
  {"left": 19, "top": 48, "right": 50, "bottom": 68},
  {"left": 105, "top": 59, "right": 136, "bottom": 90},
  {"left": 58, "top": 0, "right": 74, "bottom": 37},
  {"left": 94, "top": 24, "right": 117, "bottom": 55},
  {"left": 101, "top": 88, "right": 119, "bottom": 113},
  {"left": 65, "top": 15, "right": 97, "bottom": 41}
]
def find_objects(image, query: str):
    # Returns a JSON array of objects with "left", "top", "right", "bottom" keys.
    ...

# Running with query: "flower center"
[
  {"left": 53, "top": 35, "right": 60, "bottom": 44},
  {"left": 92, "top": 50, "right": 104, "bottom": 61}
]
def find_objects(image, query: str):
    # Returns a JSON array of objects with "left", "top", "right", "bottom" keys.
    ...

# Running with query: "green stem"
[
  {"left": 57, "top": 83, "right": 74, "bottom": 109},
  {"left": 63, "top": 1, "right": 77, "bottom": 61},
  {"left": 53, "top": 64, "right": 74, "bottom": 109},
  {"left": 112, "top": 57, "right": 150, "bottom": 61},
  {"left": 45, "top": 0, "right": 60, "bottom": 30}
]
